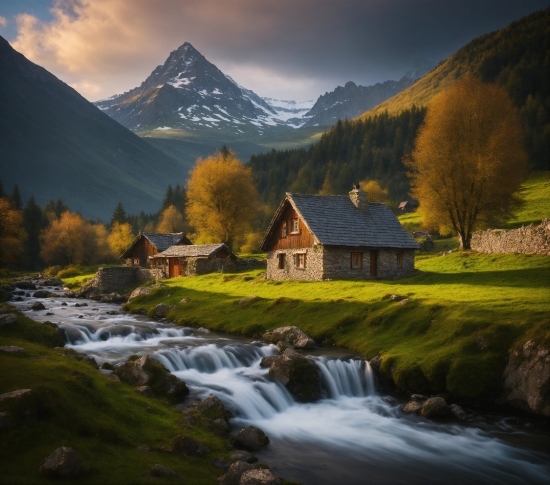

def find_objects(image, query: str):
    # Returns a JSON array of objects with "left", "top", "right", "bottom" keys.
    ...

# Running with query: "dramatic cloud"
[
  {"left": 0, "top": 16, "right": 7, "bottom": 28},
  {"left": 10, "top": 0, "right": 549, "bottom": 101}
]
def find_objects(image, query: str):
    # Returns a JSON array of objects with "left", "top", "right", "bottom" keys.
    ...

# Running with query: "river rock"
[
  {"left": 449, "top": 404, "right": 468, "bottom": 421},
  {"left": 403, "top": 400, "right": 423, "bottom": 414},
  {"left": 115, "top": 356, "right": 152, "bottom": 386},
  {"left": 268, "top": 348, "right": 321, "bottom": 402},
  {"left": 39, "top": 447, "right": 82, "bottom": 478},
  {"left": 13, "top": 281, "right": 37, "bottom": 290},
  {"left": 172, "top": 435, "right": 208, "bottom": 456},
  {"left": 260, "top": 355, "right": 278, "bottom": 368},
  {"left": 154, "top": 303, "right": 170, "bottom": 318},
  {"left": 0, "top": 314, "right": 17, "bottom": 326},
  {"left": 275, "top": 341, "right": 292, "bottom": 352},
  {"left": 135, "top": 385, "right": 154, "bottom": 397},
  {"left": 128, "top": 283, "right": 164, "bottom": 301},
  {"left": 229, "top": 451, "right": 257, "bottom": 464},
  {"left": 0, "top": 288, "right": 11, "bottom": 302},
  {"left": 0, "top": 389, "right": 31, "bottom": 401},
  {"left": 219, "top": 461, "right": 253, "bottom": 485},
  {"left": 421, "top": 397, "right": 451, "bottom": 418},
  {"left": 502, "top": 340, "right": 550, "bottom": 416},
  {"left": 263, "top": 326, "right": 315, "bottom": 349},
  {"left": 150, "top": 464, "right": 178, "bottom": 478},
  {"left": 32, "top": 290, "right": 51, "bottom": 298},
  {"left": 0, "top": 345, "right": 25, "bottom": 353},
  {"left": 233, "top": 426, "right": 269, "bottom": 452},
  {"left": 196, "top": 394, "right": 228, "bottom": 420},
  {"left": 239, "top": 469, "right": 282, "bottom": 485},
  {"left": 31, "top": 302, "right": 45, "bottom": 311}
]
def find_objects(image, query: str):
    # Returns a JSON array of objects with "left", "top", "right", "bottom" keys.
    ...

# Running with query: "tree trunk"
[{"left": 458, "top": 232, "right": 471, "bottom": 250}]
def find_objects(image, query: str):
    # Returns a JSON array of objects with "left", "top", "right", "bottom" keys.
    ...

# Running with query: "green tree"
[
  {"left": 407, "top": 76, "right": 528, "bottom": 249},
  {"left": 22, "top": 196, "right": 45, "bottom": 269},
  {"left": 110, "top": 202, "right": 127, "bottom": 226},
  {"left": 10, "top": 184, "right": 22, "bottom": 210}
]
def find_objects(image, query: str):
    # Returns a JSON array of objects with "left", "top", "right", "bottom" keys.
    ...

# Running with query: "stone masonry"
[
  {"left": 267, "top": 246, "right": 415, "bottom": 281},
  {"left": 93, "top": 266, "right": 165, "bottom": 293},
  {"left": 471, "top": 219, "right": 550, "bottom": 256}
]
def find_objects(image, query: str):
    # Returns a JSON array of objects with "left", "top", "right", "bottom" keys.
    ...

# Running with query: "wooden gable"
[{"left": 263, "top": 200, "right": 315, "bottom": 251}]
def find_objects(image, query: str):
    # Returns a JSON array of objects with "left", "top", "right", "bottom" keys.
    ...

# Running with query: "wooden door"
[
  {"left": 169, "top": 258, "right": 180, "bottom": 278},
  {"left": 370, "top": 251, "right": 378, "bottom": 277}
]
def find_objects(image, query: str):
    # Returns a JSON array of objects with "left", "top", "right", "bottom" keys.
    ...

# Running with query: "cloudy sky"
[{"left": 0, "top": 0, "right": 548, "bottom": 102}]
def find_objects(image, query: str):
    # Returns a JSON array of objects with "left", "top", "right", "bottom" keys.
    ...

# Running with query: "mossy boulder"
[
  {"left": 233, "top": 426, "right": 269, "bottom": 452},
  {"left": 268, "top": 348, "right": 320, "bottom": 402}
]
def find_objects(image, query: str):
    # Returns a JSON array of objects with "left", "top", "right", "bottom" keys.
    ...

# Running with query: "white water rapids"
[{"left": 12, "top": 291, "right": 550, "bottom": 485}]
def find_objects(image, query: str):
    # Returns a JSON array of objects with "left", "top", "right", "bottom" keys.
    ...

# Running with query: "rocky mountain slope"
[
  {"left": 95, "top": 42, "right": 415, "bottom": 137},
  {"left": 0, "top": 36, "right": 188, "bottom": 221}
]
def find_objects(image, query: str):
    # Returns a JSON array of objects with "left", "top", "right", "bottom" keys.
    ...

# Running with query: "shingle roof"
[
  {"left": 262, "top": 193, "right": 419, "bottom": 250},
  {"left": 119, "top": 232, "right": 191, "bottom": 259},
  {"left": 153, "top": 243, "right": 232, "bottom": 258}
]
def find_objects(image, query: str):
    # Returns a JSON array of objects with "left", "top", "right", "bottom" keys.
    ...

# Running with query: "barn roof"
[
  {"left": 119, "top": 232, "right": 191, "bottom": 259},
  {"left": 152, "top": 243, "right": 233, "bottom": 259},
  {"left": 261, "top": 193, "right": 419, "bottom": 250}
]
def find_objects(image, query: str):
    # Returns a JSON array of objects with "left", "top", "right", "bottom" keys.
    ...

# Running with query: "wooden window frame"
[
  {"left": 133, "top": 258, "right": 140, "bottom": 266},
  {"left": 281, "top": 221, "right": 287, "bottom": 238},
  {"left": 277, "top": 253, "right": 286, "bottom": 269},
  {"left": 396, "top": 251, "right": 403, "bottom": 268},
  {"left": 290, "top": 218, "right": 300, "bottom": 234},
  {"left": 350, "top": 252, "right": 363, "bottom": 269},
  {"left": 294, "top": 252, "right": 306, "bottom": 269}
]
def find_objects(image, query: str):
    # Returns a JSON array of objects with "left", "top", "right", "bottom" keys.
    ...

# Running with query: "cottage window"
[
  {"left": 278, "top": 253, "right": 286, "bottom": 269},
  {"left": 351, "top": 252, "right": 362, "bottom": 269},
  {"left": 396, "top": 252, "right": 403, "bottom": 268},
  {"left": 133, "top": 258, "right": 140, "bottom": 266},
  {"left": 281, "top": 221, "right": 287, "bottom": 238},
  {"left": 291, "top": 218, "right": 299, "bottom": 234},
  {"left": 295, "top": 253, "right": 306, "bottom": 269}
]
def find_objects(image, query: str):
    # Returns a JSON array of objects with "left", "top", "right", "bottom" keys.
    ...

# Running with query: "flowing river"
[{"left": 12, "top": 290, "right": 550, "bottom": 485}]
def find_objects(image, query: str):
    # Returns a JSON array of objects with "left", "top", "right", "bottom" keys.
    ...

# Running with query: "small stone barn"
[
  {"left": 150, "top": 244, "right": 236, "bottom": 277},
  {"left": 120, "top": 232, "right": 192, "bottom": 267},
  {"left": 260, "top": 186, "right": 419, "bottom": 281}
]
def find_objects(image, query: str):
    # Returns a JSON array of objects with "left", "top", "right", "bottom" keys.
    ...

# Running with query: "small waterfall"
[{"left": 316, "top": 357, "right": 375, "bottom": 399}]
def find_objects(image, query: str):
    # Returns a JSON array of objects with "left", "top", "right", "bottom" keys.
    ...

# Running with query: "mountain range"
[
  {"left": 0, "top": 35, "right": 192, "bottom": 221},
  {"left": 95, "top": 42, "right": 417, "bottom": 137}
]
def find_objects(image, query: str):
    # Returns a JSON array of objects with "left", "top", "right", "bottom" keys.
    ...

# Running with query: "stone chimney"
[{"left": 349, "top": 183, "right": 368, "bottom": 210}]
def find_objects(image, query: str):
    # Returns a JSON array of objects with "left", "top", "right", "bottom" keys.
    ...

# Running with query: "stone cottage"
[
  {"left": 120, "top": 232, "right": 192, "bottom": 267},
  {"left": 260, "top": 186, "right": 419, "bottom": 280},
  {"left": 150, "top": 243, "right": 236, "bottom": 277}
]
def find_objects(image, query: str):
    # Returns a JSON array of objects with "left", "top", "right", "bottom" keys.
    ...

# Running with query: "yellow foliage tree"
[
  {"left": 0, "top": 198, "right": 26, "bottom": 265},
  {"left": 407, "top": 76, "right": 527, "bottom": 249},
  {"left": 186, "top": 151, "right": 260, "bottom": 250},
  {"left": 156, "top": 205, "right": 185, "bottom": 233},
  {"left": 40, "top": 211, "right": 112, "bottom": 265},
  {"left": 108, "top": 222, "right": 135, "bottom": 256},
  {"left": 357, "top": 180, "right": 390, "bottom": 204}
]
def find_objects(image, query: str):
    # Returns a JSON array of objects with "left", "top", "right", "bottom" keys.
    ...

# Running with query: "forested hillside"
[
  {"left": 362, "top": 7, "right": 550, "bottom": 170},
  {"left": 249, "top": 107, "right": 426, "bottom": 211}
]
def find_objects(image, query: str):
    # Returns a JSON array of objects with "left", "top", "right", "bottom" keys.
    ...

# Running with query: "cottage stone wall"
[
  {"left": 471, "top": 219, "right": 550, "bottom": 256},
  {"left": 266, "top": 247, "right": 324, "bottom": 281},
  {"left": 267, "top": 246, "right": 415, "bottom": 281},
  {"left": 94, "top": 266, "right": 165, "bottom": 292},
  {"left": 188, "top": 257, "right": 236, "bottom": 276}
]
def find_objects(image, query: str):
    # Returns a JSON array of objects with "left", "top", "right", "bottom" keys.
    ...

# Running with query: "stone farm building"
[
  {"left": 120, "top": 232, "right": 192, "bottom": 267},
  {"left": 260, "top": 186, "right": 419, "bottom": 280},
  {"left": 150, "top": 244, "right": 236, "bottom": 277}
]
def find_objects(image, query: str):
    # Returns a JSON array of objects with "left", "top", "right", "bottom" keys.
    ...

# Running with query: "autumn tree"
[
  {"left": 108, "top": 222, "right": 135, "bottom": 256},
  {"left": 357, "top": 179, "right": 390, "bottom": 204},
  {"left": 186, "top": 151, "right": 260, "bottom": 250},
  {"left": 157, "top": 205, "right": 185, "bottom": 233},
  {"left": 40, "top": 211, "right": 112, "bottom": 265},
  {"left": 407, "top": 76, "right": 527, "bottom": 249},
  {"left": 0, "top": 198, "right": 26, "bottom": 265}
]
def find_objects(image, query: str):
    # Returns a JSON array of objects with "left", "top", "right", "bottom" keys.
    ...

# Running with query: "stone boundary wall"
[
  {"left": 94, "top": 266, "right": 165, "bottom": 293},
  {"left": 471, "top": 219, "right": 550, "bottom": 256}
]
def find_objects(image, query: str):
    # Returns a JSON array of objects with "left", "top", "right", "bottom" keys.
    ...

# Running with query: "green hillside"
[
  {"left": 0, "top": 36, "right": 185, "bottom": 221},
  {"left": 361, "top": 7, "right": 550, "bottom": 170}
]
